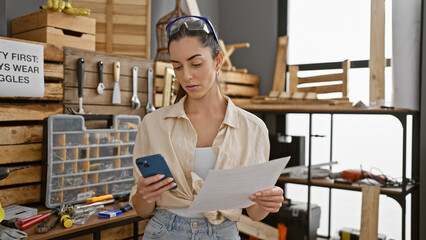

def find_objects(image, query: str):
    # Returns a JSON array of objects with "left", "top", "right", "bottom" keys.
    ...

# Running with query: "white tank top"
[{"left": 168, "top": 147, "right": 217, "bottom": 218}]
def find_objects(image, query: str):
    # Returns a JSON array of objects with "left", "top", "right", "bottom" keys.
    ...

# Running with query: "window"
[{"left": 285, "top": 1, "right": 409, "bottom": 239}]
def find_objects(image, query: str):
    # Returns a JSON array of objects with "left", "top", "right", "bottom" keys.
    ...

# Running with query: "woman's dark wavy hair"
[{"left": 167, "top": 24, "right": 222, "bottom": 103}]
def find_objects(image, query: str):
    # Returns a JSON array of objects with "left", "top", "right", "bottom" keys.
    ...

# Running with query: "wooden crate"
[
  {"left": 154, "top": 61, "right": 178, "bottom": 108},
  {"left": 0, "top": 36, "right": 64, "bottom": 207},
  {"left": 70, "top": 0, "right": 151, "bottom": 58},
  {"left": 63, "top": 47, "right": 154, "bottom": 118},
  {"left": 11, "top": 10, "right": 95, "bottom": 51},
  {"left": 221, "top": 71, "right": 260, "bottom": 105}
]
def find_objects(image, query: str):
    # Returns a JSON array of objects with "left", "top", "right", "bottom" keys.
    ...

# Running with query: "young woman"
[{"left": 130, "top": 16, "right": 284, "bottom": 240}]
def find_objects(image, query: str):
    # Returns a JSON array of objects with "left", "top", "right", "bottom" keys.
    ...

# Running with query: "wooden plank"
[
  {"left": 229, "top": 98, "right": 252, "bottom": 105},
  {"left": 45, "top": 63, "right": 64, "bottom": 80},
  {"left": 297, "top": 84, "right": 344, "bottom": 94},
  {"left": 155, "top": 61, "right": 173, "bottom": 76},
  {"left": 109, "top": 50, "right": 147, "bottom": 59},
  {"left": 90, "top": 13, "right": 106, "bottom": 23},
  {"left": 155, "top": 93, "right": 163, "bottom": 108},
  {"left": 0, "top": 143, "right": 42, "bottom": 164},
  {"left": 0, "top": 83, "right": 63, "bottom": 101},
  {"left": 0, "top": 36, "right": 64, "bottom": 63},
  {"left": 298, "top": 73, "right": 343, "bottom": 84},
  {"left": 63, "top": 87, "right": 148, "bottom": 106},
  {"left": 115, "top": 0, "right": 147, "bottom": 6},
  {"left": 222, "top": 84, "right": 259, "bottom": 97},
  {"left": 138, "top": 219, "right": 149, "bottom": 234},
  {"left": 106, "top": 0, "right": 113, "bottom": 53},
  {"left": 186, "top": 0, "right": 201, "bottom": 16},
  {"left": 221, "top": 71, "right": 259, "bottom": 86},
  {"left": 64, "top": 48, "right": 154, "bottom": 75},
  {"left": 0, "top": 104, "right": 63, "bottom": 121},
  {"left": 43, "top": 83, "right": 63, "bottom": 100},
  {"left": 65, "top": 104, "right": 146, "bottom": 116},
  {"left": 237, "top": 215, "right": 278, "bottom": 240},
  {"left": 145, "top": 0, "right": 151, "bottom": 60},
  {"left": 0, "top": 165, "right": 41, "bottom": 187},
  {"left": 113, "top": 4, "right": 147, "bottom": 15},
  {"left": 112, "top": 44, "right": 148, "bottom": 55},
  {"left": 272, "top": 36, "right": 288, "bottom": 92},
  {"left": 69, "top": 1, "right": 106, "bottom": 13},
  {"left": 0, "top": 185, "right": 41, "bottom": 207},
  {"left": 101, "top": 223, "right": 133, "bottom": 239},
  {"left": 96, "top": 24, "right": 148, "bottom": 35},
  {"left": 113, "top": 15, "right": 147, "bottom": 26},
  {"left": 342, "top": 60, "right": 350, "bottom": 98},
  {"left": 64, "top": 70, "right": 147, "bottom": 92},
  {"left": 289, "top": 65, "right": 299, "bottom": 93},
  {"left": 0, "top": 125, "right": 43, "bottom": 145},
  {"left": 360, "top": 185, "right": 380, "bottom": 240},
  {"left": 96, "top": 33, "right": 147, "bottom": 45},
  {"left": 369, "top": 0, "right": 386, "bottom": 104},
  {"left": 155, "top": 77, "right": 179, "bottom": 93},
  {"left": 70, "top": 0, "right": 107, "bottom": 4}
]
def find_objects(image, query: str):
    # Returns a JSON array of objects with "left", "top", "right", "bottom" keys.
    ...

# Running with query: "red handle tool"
[{"left": 18, "top": 212, "right": 52, "bottom": 230}]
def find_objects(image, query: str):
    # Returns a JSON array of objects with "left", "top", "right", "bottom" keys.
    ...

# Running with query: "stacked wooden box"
[
  {"left": 220, "top": 71, "right": 260, "bottom": 105},
  {"left": 70, "top": 0, "right": 151, "bottom": 58},
  {"left": 11, "top": 9, "right": 95, "bottom": 51},
  {"left": 0, "top": 37, "right": 64, "bottom": 206},
  {"left": 154, "top": 61, "right": 178, "bottom": 108}
]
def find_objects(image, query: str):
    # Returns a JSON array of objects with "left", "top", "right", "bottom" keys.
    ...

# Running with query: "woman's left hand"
[{"left": 248, "top": 186, "right": 284, "bottom": 213}]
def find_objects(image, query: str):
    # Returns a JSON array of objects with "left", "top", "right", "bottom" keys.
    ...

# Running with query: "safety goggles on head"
[{"left": 166, "top": 15, "right": 219, "bottom": 43}]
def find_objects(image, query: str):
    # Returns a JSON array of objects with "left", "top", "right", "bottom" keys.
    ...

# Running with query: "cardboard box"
[{"left": 11, "top": 10, "right": 95, "bottom": 51}]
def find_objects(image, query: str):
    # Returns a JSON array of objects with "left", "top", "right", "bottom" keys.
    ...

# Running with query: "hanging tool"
[
  {"left": 145, "top": 68, "right": 156, "bottom": 114},
  {"left": 97, "top": 61, "right": 105, "bottom": 95},
  {"left": 0, "top": 165, "right": 31, "bottom": 181},
  {"left": 77, "top": 58, "right": 85, "bottom": 114},
  {"left": 131, "top": 66, "right": 141, "bottom": 109},
  {"left": 112, "top": 61, "right": 121, "bottom": 104}
]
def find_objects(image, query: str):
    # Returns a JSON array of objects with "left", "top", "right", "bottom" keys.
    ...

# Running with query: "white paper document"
[{"left": 187, "top": 156, "right": 290, "bottom": 213}]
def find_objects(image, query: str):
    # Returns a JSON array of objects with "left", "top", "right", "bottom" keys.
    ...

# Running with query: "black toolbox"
[{"left": 262, "top": 201, "right": 321, "bottom": 240}]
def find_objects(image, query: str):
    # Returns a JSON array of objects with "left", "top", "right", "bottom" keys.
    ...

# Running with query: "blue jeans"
[{"left": 142, "top": 209, "right": 241, "bottom": 240}]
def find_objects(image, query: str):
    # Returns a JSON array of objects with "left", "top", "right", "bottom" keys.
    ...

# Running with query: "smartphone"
[{"left": 135, "top": 154, "right": 177, "bottom": 190}]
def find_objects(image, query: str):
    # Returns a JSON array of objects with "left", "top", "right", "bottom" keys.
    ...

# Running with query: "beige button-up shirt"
[{"left": 129, "top": 96, "right": 270, "bottom": 224}]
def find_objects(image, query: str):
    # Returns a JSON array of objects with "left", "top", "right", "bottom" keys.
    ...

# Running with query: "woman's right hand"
[{"left": 136, "top": 174, "right": 176, "bottom": 203}]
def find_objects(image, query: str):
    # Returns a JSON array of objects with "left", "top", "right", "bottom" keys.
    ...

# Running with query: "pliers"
[{"left": 35, "top": 214, "right": 60, "bottom": 234}]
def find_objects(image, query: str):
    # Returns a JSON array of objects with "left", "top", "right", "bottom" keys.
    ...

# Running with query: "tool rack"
[{"left": 42, "top": 114, "right": 140, "bottom": 208}]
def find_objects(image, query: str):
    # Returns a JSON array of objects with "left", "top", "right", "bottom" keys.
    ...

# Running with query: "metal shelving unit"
[{"left": 239, "top": 104, "right": 420, "bottom": 240}]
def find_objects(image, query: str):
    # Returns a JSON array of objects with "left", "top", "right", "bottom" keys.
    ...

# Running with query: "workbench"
[{"left": 23, "top": 202, "right": 148, "bottom": 240}]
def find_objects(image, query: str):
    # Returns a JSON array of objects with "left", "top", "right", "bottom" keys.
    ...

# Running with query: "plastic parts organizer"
[{"left": 42, "top": 114, "right": 141, "bottom": 208}]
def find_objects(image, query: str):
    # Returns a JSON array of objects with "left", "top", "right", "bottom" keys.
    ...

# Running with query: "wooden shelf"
[
  {"left": 24, "top": 202, "right": 147, "bottom": 240},
  {"left": 237, "top": 103, "right": 419, "bottom": 114},
  {"left": 278, "top": 176, "right": 418, "bottom": 196}
]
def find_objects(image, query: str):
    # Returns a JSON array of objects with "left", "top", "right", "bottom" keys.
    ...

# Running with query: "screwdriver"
[{"left": 0, "top": 165, "right": 31, "bottom": 180}]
